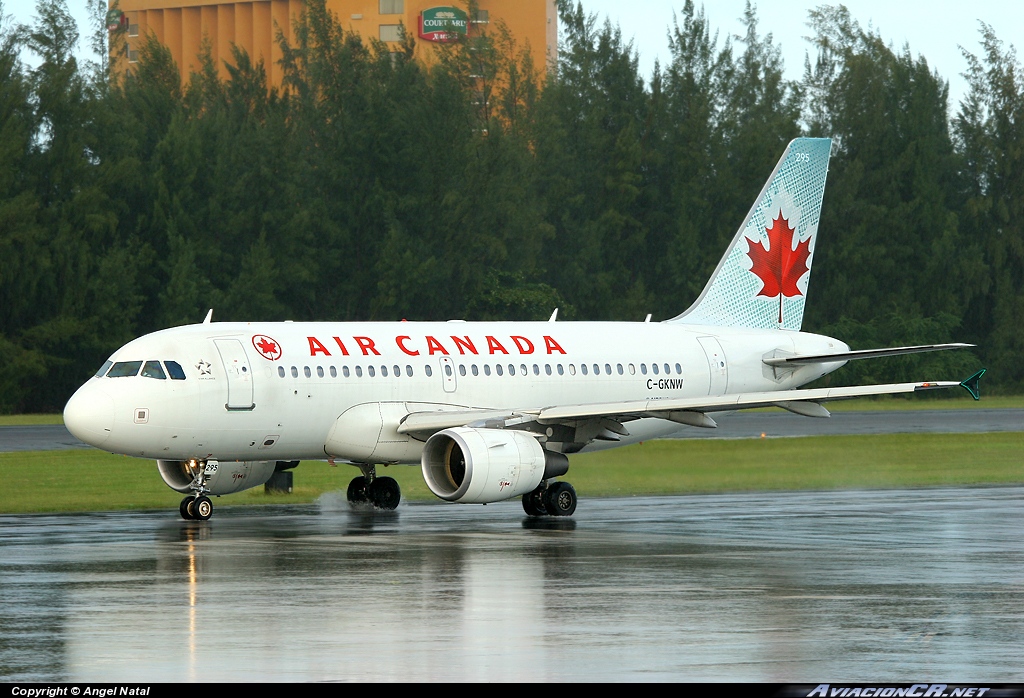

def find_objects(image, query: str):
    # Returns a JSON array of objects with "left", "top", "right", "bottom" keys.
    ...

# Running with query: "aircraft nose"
[{"left": 64, "top": 384, "right": 114, "bottom": 447}]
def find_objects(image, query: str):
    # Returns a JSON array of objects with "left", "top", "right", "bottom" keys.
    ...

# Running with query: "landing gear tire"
[
  {"left": 193, "top": 495, "right": 213, "bottom": 521},
  {"left": 368, "top": 476, "right": 401, "bottom": 510},
  {"left": 543, "top": 481, "right": 577, "bottom": 517},
  {"left": 347, "top": 476, "right": 369, "bottom": 504},
  {"left": 179, "top": 496, "right": 195, "bottom": 520},
  {"left": 522, "top": 485, "right": 548, "bottom": 516}
]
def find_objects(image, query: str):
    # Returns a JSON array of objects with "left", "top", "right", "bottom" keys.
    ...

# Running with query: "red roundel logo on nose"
[{"left": 252, "top": 335, "right": 282, "bottom": 361}]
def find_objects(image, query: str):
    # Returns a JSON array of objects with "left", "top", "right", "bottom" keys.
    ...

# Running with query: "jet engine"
[
  {"left": 157, "top": 459, "right": 279, "bottom": 495},
  {"left": 421, "top": 427, "right": 569, "bottom": 504}
]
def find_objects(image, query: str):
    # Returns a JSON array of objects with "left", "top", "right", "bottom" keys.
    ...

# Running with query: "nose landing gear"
[{"left": 179, "top": 460, "right": 215, "bottom": 520}]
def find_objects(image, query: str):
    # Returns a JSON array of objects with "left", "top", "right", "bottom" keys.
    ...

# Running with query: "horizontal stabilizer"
[{"left": 762, "top": 343, "right": 974, "bottom": 367}]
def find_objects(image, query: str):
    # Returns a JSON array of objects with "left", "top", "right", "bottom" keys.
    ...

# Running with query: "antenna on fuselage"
[
  {"left": 202, "top": 309, "right": 213, "bottom": 324},
  {"left": 548, "top": 308, "right": 558, "bottom": 322},
  {"left": 644, "top": 314, "right": 652, "bottom": 323}
]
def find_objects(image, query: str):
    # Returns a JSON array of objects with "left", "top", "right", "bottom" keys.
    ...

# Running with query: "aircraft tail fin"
[{"left": 669, "top": 137, "right": 832, "bottom": 331}]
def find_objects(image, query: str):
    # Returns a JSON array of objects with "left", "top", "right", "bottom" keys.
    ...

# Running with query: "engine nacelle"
[
  {"left": 157, "top": 459, "right": 279, "bottom": 495},
  {"left": 421, "top": 427, "right": 569, "bottom": 504}
]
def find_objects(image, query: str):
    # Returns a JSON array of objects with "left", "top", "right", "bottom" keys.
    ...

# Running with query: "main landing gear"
[
  {"left": 347, "top": 464, "right": 401, "bottom": 510},
  {"left": 522, "top": 480, "right": 577, "bottom": 517},
  {"left": 179, "top": 459, "right": 215, "bottom": 521}
]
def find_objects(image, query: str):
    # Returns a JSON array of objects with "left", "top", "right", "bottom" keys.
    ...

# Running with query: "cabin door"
[
  {"left": 214, "top": 339, "right": 255, "bottom": 410},
  {"left": 697, "top": 336, "right": 728, "bottom": 396}
]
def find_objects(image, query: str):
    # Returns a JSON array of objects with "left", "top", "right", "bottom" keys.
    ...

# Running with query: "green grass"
[
  {"left": 0, "top": 414, "right": 64, "bottom": 425},
  {"left": 3, "top": 432, "right": 1022, "bottom": 514}
]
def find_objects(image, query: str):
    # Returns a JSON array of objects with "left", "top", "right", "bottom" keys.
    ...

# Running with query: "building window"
[
  {"left": 127, "top": 48, "right": 139, "bottom": 63},
  {"left": 379, "top": 24, "right": 403, "bottom": 42},
  {"left": 471, "top": 9, "right": 489, "bottom": 23},
  {"left": 379, "top": 0, "right": 403, "bottom": 14}
]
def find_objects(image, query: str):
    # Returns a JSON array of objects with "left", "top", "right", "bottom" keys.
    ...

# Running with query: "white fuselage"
[{"left": 63, "top": 320, "right": 848, "bottom": 465}]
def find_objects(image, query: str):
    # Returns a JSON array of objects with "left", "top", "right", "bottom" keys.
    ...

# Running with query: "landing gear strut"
[
  {"left": 179, "top": 459, "right": 215, "bottom": 520},
  {"left": 346, "top": 465, "right": 401, "bottom": 510},
  {"left": 523, "top": 480, "right": 577, "bottom": 517}
]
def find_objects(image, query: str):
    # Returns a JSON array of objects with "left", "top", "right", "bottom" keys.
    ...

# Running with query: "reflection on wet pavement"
[{"left": 1, "top": 487, "right": 1022, "bottom": 681}]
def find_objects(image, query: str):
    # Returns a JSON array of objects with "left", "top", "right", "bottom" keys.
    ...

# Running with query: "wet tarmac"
[
  {"left": 1, "top": 486, "right": 1022, "bottom": 682},
  {"left": 3, "top": 408, "right": 1023, "bottom": 452}
]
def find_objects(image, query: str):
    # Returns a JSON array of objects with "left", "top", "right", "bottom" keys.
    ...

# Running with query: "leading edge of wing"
[{"left": 397, "top": 380, "right": 960, "bottom": 435}]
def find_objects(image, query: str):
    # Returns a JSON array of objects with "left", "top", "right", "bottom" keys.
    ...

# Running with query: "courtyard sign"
[{"left": 418, "top": 6, "right": 468, "bottom": 43}]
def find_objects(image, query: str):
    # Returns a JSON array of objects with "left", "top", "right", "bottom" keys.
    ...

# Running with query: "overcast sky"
[{"left": 2, "top": 0, "right": 1021, "bottom": 110}]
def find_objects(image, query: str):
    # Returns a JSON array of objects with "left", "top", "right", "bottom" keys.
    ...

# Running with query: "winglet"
[
  {"left": 960, "top": 369, "right": 986, "bottom": 401},
  {"left": 203, "top": 309, "right": 213, "bottom": 324}
]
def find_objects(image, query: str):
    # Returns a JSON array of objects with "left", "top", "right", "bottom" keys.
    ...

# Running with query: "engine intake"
[
  {"left": 157, "top": 459, "right": 278, "bottom": 495},
  {"left": 421, "top": 427, "right": 568, "bottom": 504}
]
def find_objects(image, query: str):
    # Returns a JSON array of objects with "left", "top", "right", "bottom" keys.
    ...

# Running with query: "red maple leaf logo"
[
  {"left": 252, "top": 335, "right": 282, "bottom": 360},
  {"left": 747, "top": 211, "right": 811, "bottom": 325}
]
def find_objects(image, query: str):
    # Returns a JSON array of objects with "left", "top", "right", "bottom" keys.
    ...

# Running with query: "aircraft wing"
[{"left": 397, "top": 377, "right": 974, "bottom": 437}]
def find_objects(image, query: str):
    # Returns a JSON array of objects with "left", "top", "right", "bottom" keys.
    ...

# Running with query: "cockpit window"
[
  {"left": 95, "top": 360, "right": 113, "bottom": 377},
  {"left": 165, "top": 361, "right": 186, "bottom": 380},
  {"left": 107, "top": 361, "right": 143, "bottom": 377},
  {"left": 141, "top": 361, "right": 166, "bottom": 379}
]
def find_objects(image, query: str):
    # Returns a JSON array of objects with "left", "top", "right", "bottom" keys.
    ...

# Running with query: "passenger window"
[
  {"left": 484, "top": 365, "right": 491, "bottom": 376},
  {"left": 382, "top": 365, "right": 389, "bottom": 377},
  {"left": 95, "top": 360, "right": 113, "bottom": 377},
  {"left": 141, "top": 361, "right": 166, "bottom": 379},
  {"left": 317, "top": 366, "right": 324, "bottom": 378},
  {"left": 330, "top": 366, "right": 337, "bottom": 378},
  {"left": 628, "top": 364, "right": 635, "bottom": 375},
  {"left": 343, "top": 366, "right": 351, "bottom": 378},
  {"left": 652, "top": 363, "right": 659, "bottom": 375},
  {"left": 495, "top": 364, "right": 503, "bottom": 376},
  {"left": 472, "top": 364, "right": 479, "bottom": 376},
  {"left": 581, "top": 364, "right": 588, "bottom": 376},
  {"left": 291, "top": 366, "right": 298, "bottom": 378},
  {"left": 459, "top": 365, "right": 466, "bottom": 377},
  {"left": 278, "top": 366, "right": 286, "bottom": 378},
  {"left": 545, "top": 364, "right": 552, "bottom": 376},
  {"left": 368, "top": 366, "right": 376, "bottom": 377},
  {"left": 108, "top": 361, "right": 143, "bottom": 378},
  {"left": 664, "top": 363, "right": 671, "bottom": 375},
  {"left": 356, "top": 366, "right": 363, "bottom": 377},
  {"left": 425, "top": 365, "right": 432, "bottom": 377},
  {"left": 593, "top": 364, "right": 600, "bottom": 375},
  {"left": 533, "top": 364, "right": 540, "bottom": 376},
  {"left": 304, "top": 366, "right": 311, "bottom": 378},
  {"left": 166, "top": 361, "right": 187, "bottom": 380},
  {"left": 605, "top": 363, "right": 612, "bottom": 375},
  {"left": 444, "top": 365, "right": 452, "bottom": 377},
  {"left": 508, "top": 364, "right": 515, "bottom": 376},
  {"left": 394, "top": 365, "right": 400, "bottom": 377},
  {"left": 557, "top": 364, "right": 564, "bottom": 375},
  {"left": 617, "top": 364, "right": 624, "bottom": 375},
  {"left": 675, "top": 363, "right": 682, "bottom": 374},
  {"left": 406, "top": 365, "right": 413, "bottom": 377},
  {"left": 520, "top": 364, "right": 527, "bottom": 376},
  {"left": 569, "top": 364, "right": 576, "bottom": 376},
  {"left": 640, "top": 364, "right": 647, "bottom": 375}
]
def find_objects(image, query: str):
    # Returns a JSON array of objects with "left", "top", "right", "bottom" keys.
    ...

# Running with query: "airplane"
[{"left": 63, "top": 137, "right": 983, "bottom": 521}]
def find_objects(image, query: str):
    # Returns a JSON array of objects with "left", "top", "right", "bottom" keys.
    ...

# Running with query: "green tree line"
[{"left": 0, "top": 0, "right": 1019, "bottom": 412}]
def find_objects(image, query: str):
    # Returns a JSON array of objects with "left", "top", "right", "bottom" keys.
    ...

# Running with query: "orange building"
[{"left": 114, "top": 0, "right": 557, "bottom": 85}]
